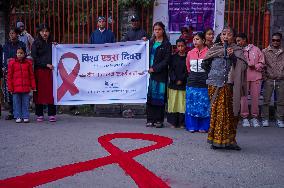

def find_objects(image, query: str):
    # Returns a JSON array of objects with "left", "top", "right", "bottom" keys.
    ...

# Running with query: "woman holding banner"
[
  {"left": 31, "top": 23, "right": 56, "bottom": 122},
  {"left": 146, "top": 22, "right": 171, "bottom": 128}
]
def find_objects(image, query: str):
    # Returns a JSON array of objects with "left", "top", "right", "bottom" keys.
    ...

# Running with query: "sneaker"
[
  {"left": 36, "top": 116, "right": 44, "bottom": 122},
  {"left": 276, "top": 119, "right": 284, "bottom": 128},
  {"left": 49, "top": 116, "right": 56, "bottom": 122},
  {"left": 15, "top": 118, "right": 22, "bottom": 123},
  {"left": 242, "top": 118, "right": 250, "bottom": 127},
  {"left": 251, "top": 118, "right": 260, "bottom": 127},
  {"left": 262, "top": 119, "right": 269, "bottom": 127},
  {"left": 23, "top": 118, "right": 29, "bottom": 123}
]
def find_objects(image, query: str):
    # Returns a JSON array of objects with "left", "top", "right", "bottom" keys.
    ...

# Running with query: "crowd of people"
[
  {"left": 0, "top": 16, "right": 283, "bottom": 151},
  {"left": 146, "top": 22, "right": 284, "bottom": 150}
]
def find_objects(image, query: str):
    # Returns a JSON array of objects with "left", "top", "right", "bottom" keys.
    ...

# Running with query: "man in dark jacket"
[
  {"left": 122, "top": 15, "right": 147, "bottom": 42},
  {"left": 89, "top": 16, "right": 115, "bottom": 44}
]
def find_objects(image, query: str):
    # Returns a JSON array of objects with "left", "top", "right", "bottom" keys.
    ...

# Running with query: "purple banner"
[{"left": 168, "top": 0, "right": 215, "bottom": 32}]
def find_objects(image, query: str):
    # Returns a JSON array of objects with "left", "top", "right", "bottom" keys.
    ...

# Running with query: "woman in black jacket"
[
  {"left": 146, "top": 22, "right": 171, "bottom": 128},
  {"left": 31, "top": 23, "right": 56, "bottom": 122}
]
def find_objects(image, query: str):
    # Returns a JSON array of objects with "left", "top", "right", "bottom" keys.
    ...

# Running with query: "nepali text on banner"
[{"left": 52, "top": 41, "right": 149, "bottom": 105}]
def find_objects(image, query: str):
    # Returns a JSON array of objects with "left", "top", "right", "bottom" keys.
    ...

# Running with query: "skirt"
[
  {"left": 207, "top": 85, "right": 239, "bottom": 147},
  {"left": 167, "top": 88, "right": 185, "bottom": 113},
  {"left": 185, "top": 86, "right": 210, "bottom": 118},
  {"left": 185, "top": 116, "right": 210, "bottom": 132},
  {"left": 147, "top": 79, "right": 166, "bottom": 106},
  {"left": 34, "top": 68, "right": 54, "bottom": 104}
]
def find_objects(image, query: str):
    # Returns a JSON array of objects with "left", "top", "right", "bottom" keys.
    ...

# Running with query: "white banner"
[{"left": 52, "top": 41, "right": 149, "bottom": 105}]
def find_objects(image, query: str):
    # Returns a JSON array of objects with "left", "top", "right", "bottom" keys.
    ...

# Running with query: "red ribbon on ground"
[
  {"left": 0, "top": 133, "right": 173, "bottom": 188},
  {"left": 57, "top": 52, "right": 80, "bottom": 102}
]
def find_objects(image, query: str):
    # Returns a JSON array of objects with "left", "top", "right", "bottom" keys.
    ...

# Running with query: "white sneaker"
[
  {"left": 251, "top": 118, "right": 260, "bottom": 127},
  {"left": 242, "top": 118, "right": 250, "bottom": 127},
  {"left": 15, "top": 118, "right": 22, "bottom": 123},
  {"left": 276, "top": 119, "right": 284, "bottom": 128},
  {"left": 262, "top": 119, "right": 269, "bottom": 127},
  {"left": 23, "top": 118, "right": 29, "bottom": 123}
]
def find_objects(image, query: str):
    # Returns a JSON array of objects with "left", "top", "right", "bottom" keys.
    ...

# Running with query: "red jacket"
[{"left": 8, "top": 58, "right": 36, "bottom": 93}]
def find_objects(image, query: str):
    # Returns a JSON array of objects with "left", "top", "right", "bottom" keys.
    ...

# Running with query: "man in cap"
[
  {"left": 89, "top": 16, "right": 115, "bottom": 44},
  {"left": 16, "top": 21, "right": 34, "bottom": 56},
  {"left": 121, "top": 15, "right": 148, "bottom": 118},
  {"left": 122, "top": 15, "right": 147, "bottom": 42}
]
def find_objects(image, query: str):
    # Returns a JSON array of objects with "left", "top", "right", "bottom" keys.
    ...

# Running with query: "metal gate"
[
  {"left": 225, "top": 0, "right": 270, "bottom": 48},
  {"left": 8, "top": 0, "right": 153, "bottom": 44}
]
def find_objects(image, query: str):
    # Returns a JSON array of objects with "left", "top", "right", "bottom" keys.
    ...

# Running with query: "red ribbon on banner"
[
  {"left": 57, "top": 52, "right": 80, "bottom": 102},
  {"left": 0, "top": 133, "right": 173, "bottom": 188}
]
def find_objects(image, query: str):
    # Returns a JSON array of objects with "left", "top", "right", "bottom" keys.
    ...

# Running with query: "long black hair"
[
  {"left": 151, "top": 21, "right": 169, "bottom": 42},
  {"left": 36, "top": 23, "right": 52, "bottom": 42}
]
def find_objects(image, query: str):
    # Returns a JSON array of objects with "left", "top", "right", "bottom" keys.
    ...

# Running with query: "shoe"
[
  {"left": 189, "top": 130, "right": 195, "bottom": 133},
  {"left": 36, "top": 116, "right": 44, "bottom": 122},
  {"left": 242, "top": 118, "right": 250, "bottom": 127},
  {"left": 74, "top": 111, "right": 80, "bottom": 115},
  {"left": 5, "top": 114, "right": 14, "bottom": 120},
  {"left": 198, "top": 130, "right": 207, "bottom": 133},
  {"left": 15, "top": 118, "right": 22, "bottom": 123},
  {"left": 49, "top": 116, "right": 56, "bottom": 122},
  {"left": 276, "top": 119, "right": 284, "bottom": 128},
  {"left": 170, "top": 125, "right": 176, "bottom": 128},
  {"left": 23, "top": 119, "right": 29, "bottom": 123},
  {"left": 122, "top": 109, "right": 134, "bottom": 118},
  {"left": 226, "top": 144, "right": 242, "bottom": 151},
  {"left": 251, "top": 118, "right": 260, "bottom": 127},
  {"left": 155, "top": 122, "right": 164, "bottom": 128},
  {"left": 146, "top": 122, "right": 154, "bottom": 127},
  {"left": 262, "top": 119, "right": 269, "bottom": 127},
  {"left": 210, "top": 145, "right": 221, "bottom": 150}
]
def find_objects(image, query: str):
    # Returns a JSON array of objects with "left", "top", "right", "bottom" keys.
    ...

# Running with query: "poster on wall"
[{"left": 168, "top": 0, "right": 215, "bottom": 33}]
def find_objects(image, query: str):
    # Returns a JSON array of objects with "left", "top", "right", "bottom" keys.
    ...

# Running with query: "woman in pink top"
[
  {"left": 236, "top": 33, "right": 265, "bottom": 127},
  {"left": 185, "top": 32, "right": 210, "bottom": 133}
]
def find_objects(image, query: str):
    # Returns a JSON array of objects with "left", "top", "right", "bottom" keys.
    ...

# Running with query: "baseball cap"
[
  {"left": 131, "top": 15, "right": 139, "bottom": 22},
  {"left": 97, "top": 16, "right": 106, "bottom": 22},
  {"left": 16, "top": 21, "right": 24, "bottom": 28}
]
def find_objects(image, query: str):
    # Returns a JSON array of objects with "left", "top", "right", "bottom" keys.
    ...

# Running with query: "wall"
[
  {"left": 269, "top": 0, "right": 284, "bottom": 43},
  {"left": 153, "top": 0, "right": 225, "bottom": 44},
  {"left": 0, "top": 11, "right": 5, "bottom": 45}
]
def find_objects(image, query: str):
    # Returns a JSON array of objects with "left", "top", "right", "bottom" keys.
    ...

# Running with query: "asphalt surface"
[{"left": 0, "top": 111, "right": 283, "bottom": 188}]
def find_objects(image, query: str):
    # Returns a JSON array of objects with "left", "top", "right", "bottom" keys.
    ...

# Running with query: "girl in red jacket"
[{"left": 8, "top": 47, "right": 36, "bottom": 123}]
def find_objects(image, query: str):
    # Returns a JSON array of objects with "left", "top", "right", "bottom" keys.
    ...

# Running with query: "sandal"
[
  {"left": 49, "top": 116, "right": 56, "bottom": 122},
  {"left": 36, "top": 116, "right": 44, "bottom": 122},
  {"left": 155, "top": 122, "right": 164, "bottom": 128},
  {"left": 146, "top": 122, "right": 154, "bottom": 127}
]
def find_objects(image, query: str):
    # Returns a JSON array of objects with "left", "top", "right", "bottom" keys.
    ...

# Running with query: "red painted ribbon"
[
  {"left": 57, "top": 52, "right": 80, "bottom": 102},
  {"left": 0, "top": 133, "right": 173, "bottom": 188}
]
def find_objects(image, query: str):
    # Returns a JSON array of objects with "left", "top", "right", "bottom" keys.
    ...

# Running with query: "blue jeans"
[{"left": 13, "top": 93, "right": 30, "bottom": 119}]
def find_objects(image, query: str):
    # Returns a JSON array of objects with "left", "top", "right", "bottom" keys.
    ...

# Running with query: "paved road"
[{"left": 0, "top": 111, "right": 283, "bottom": 188}]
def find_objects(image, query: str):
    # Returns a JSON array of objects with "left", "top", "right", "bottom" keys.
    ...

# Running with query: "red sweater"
[{"left": 8, "top": 58, "right": 36, "bottom": 93}]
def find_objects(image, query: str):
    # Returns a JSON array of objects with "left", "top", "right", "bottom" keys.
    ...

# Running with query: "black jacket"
[
  {"left": 149, "top": 39, "right": 172, "bottom": 82},
  {"left": 122, "top": 28, "right": 147, "bottom": 41},
  {"left": 168, "top": 53, "right": 188, "bottom": 90},
  {"left": 31, "top": 38, "right": 52, "bottom": 69}
]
